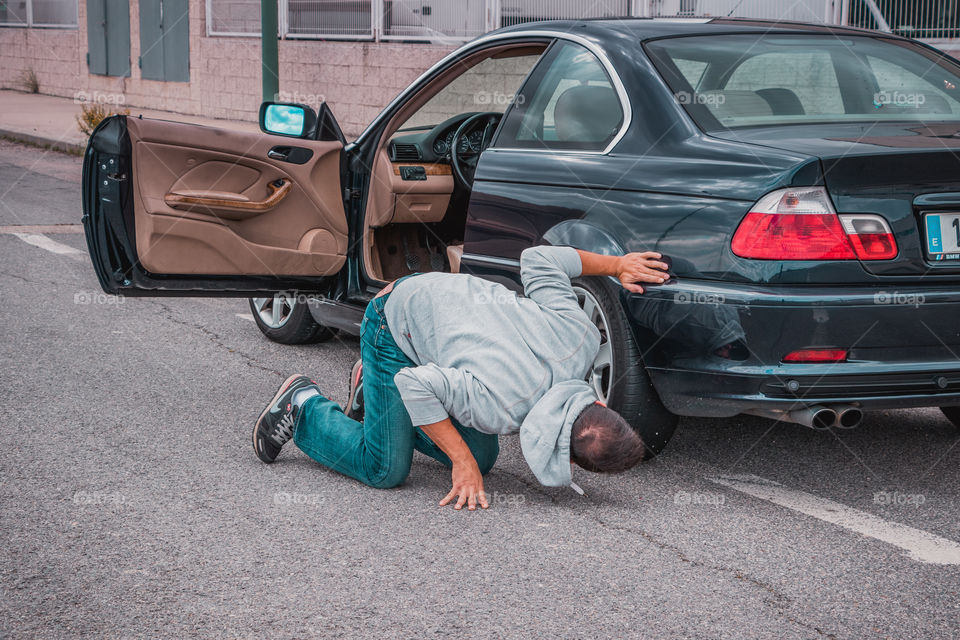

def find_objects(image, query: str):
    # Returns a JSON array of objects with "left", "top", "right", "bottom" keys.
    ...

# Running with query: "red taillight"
[
  {"left": 783, "top": 349, "right": 849, "bottom": 363},
  {"left": 732, "top": 211, "right": 856, "bottom": 259},
  {"left": 732, "top": 188, "right": 897, "bottom": 261}
]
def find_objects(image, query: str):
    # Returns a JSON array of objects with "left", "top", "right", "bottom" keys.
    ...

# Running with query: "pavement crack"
[
  {"left": 151, "top": 301, "right": 286, "bottom": 379},
  {"left": 589, "top": 515, "right": 837, "bottom": 638}
]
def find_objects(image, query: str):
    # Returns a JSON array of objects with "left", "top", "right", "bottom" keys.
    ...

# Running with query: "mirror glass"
[{"left": 263, "top": 104, "right": 306, "bottom": 136}]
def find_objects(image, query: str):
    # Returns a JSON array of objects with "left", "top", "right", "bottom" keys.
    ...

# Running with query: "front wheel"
[
  {"left": 573, "top": 277, "right": 679, "bottom": 459},
  {"left": 248, "top": 294, "right": 337, "bottom": 345}
]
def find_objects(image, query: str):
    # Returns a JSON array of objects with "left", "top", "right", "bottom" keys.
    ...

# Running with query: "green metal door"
[
  {"left": 87, "top": 0, "right": 131, "bottom": 76},
  {"left": 139, "top": 0, "right": 190, "bottom": 82}
]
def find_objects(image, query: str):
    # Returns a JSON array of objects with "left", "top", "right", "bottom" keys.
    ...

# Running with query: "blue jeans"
[{"left": 292, "top": 286, "right": 500, "bottom": 489}]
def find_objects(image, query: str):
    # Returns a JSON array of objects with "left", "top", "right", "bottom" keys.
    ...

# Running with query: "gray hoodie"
[{"left": 386, "top": 246, "right": 601, "bottom": 487}]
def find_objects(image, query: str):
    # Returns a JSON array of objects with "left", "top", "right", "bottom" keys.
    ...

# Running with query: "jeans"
[{"left": 292, "top": 285, "right": 500, "bottom": 489}]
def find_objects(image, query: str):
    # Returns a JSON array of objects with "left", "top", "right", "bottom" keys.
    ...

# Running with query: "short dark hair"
[{"left": 570, "top": 404, "right": 645, "bottom": 473}]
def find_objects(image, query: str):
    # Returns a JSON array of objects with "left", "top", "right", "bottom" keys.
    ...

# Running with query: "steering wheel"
[{"left": 450, "top": 112, "right": 502, "bottom": 190}]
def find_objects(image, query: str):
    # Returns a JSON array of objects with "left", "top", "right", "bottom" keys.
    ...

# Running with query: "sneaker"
[
  {"left": 344, "top": 359, "right": 364, "bottom": 421},
  {"left": 253, "top": 374, "right": 319, "bottom": 463}
]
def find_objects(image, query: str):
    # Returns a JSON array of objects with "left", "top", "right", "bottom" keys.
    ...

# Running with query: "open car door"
[{"left": 82, "top": 106, "right": 349, "bottom": 296}]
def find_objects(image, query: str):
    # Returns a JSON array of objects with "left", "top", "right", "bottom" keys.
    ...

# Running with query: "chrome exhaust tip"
[
  {"left": 744, "top": 405, "right": 837, "bottom": 430},
  {"left": 834, "top": 406, "right": 864, "bottom": 429},
  {"left": 797, "top": 406, "right": 837, "bottom": 430}
]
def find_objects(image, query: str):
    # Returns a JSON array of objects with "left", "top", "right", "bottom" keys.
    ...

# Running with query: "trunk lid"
[{"left": 714, "top": 122, "right": 960, "bottom": 280}]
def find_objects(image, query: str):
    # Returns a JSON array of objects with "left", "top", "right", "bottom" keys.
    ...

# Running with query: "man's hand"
[
  {"left": 419, "top": 417, "right": 490, "bottom": 511},
  {"left": 615, "top": 252, "right": 670, "bottom": 294},
  {"left": 440, "top": 460, "right": 489, "bottom": 511},
  {"left": 576, "top": 249, "right": 670, "bottom": 294}
]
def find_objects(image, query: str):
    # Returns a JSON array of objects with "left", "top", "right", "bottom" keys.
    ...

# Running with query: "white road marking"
[
  {"left": 11, "top": 232, "right": 85, "bottom": 258},
  {"left": 235, "top": 313, "right": 255, "bottom": 322},
  {"left": 0, "top": 224, "right": 83, "bottom": 234},
  {"left": 708, "top": 474, "right": 960, "bottom": 565}
]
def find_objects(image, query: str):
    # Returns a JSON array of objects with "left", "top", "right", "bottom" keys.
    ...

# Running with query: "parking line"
[
  {"left": 708, "top": 474, "right": 960, "bottom": 565},
  {"left": 236, "top": 313, "right": 255, "bottom": 322},
  {"left": 10, "top": 232, "right": 85, "bottom": 258}
]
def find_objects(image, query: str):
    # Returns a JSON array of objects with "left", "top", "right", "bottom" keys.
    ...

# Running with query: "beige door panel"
[{"left": 127, "top": 117, "right": 347, "bottom": 276}]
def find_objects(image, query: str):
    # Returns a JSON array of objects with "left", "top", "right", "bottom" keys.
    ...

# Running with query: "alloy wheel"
[
  {"left": 251, "top": 293, "right": 297, "bottom": 329},
  {"left": 574, "top": 285, "right": 613, "bottom": 403}
]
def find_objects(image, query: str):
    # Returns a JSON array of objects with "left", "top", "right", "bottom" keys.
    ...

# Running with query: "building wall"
[{"left": 0, "top": 0, "right": 456, "bottom": 136}]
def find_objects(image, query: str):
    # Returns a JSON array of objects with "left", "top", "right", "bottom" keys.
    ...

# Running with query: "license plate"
[{"left": 924, "top": 213, "right": 960, "bottom": 260}]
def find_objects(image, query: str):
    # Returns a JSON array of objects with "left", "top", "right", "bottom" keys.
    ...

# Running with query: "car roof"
[{"left": 493, "top": 17, "right": 903, "bottom": 43}]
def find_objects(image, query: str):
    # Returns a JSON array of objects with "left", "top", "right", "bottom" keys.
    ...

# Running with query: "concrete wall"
[{"left": 0, "top": 0, "right": 456, "bottom": 136}]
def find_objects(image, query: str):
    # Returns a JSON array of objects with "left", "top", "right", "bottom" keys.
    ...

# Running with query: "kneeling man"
[{"left": 253, "top": 245, "right": 669, "bottom": 509}]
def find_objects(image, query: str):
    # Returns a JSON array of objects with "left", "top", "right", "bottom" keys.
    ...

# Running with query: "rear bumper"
[{"left": 624, "top": 279, "right": 960, "bottom": 417}]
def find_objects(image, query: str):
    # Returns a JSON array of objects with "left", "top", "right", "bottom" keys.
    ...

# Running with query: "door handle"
[{"left": 267, "top": 145, "right": 314, "bottom": 164}]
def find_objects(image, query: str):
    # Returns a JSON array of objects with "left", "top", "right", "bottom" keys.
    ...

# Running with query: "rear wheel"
[
  {"left": 940, "top": 406, "right": 960, "bottom": 431},
  {"left": 573, "top": 277, "right": 679, "bottom": 459},
  {"left": 248, "top": 294, "right": 337, "bottom": 345}
]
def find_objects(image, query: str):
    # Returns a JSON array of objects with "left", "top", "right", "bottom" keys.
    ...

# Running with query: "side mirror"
[{"left": 259, "top": 102, "right": 317, "bottom": 139}]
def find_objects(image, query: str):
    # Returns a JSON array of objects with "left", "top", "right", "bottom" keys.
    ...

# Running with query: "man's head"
[{"left": 570, "top": 403, "right": 646, "bottom": 473}]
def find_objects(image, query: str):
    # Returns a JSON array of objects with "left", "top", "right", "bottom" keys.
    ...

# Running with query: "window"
[
  {"left": 725, "top": 51, "right": 845, "bottom": 118},
  {"left": 0, "top": 0, "right": 77, "bottom": 27},
  {"left": 396, "top": 49, "right": 545, "bottom": 132},
  {"left": 495, "top": 41, "right": 624, "bottom": 152},
  {"left": 646, "top": 34, "right": 960, "bottom": 130}
]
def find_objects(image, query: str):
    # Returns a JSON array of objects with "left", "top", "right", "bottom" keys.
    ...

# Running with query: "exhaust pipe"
[
  {"left": 833, "top": 405, "right": 863, "bottom": 429},
  {"left": 745, "top": 405, "right": 838, "bottom": 430}
]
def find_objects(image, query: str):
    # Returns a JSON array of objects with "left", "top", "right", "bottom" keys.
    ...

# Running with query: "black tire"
[
  {"left": 940, "top": 406, "right": 960, "bottom": 431},
  {"left": 573, "top": 277, "right": 679, "bottom": 459},
  {"left": 248, "top": 294, "right": 337, "bottom": 345}
]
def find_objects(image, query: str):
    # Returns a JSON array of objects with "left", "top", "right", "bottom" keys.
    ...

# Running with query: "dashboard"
[{"left": 388, "top": 112, "right": 486, "bottom": 164}]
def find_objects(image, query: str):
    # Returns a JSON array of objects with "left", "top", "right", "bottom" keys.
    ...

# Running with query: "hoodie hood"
[{"left": 519, "top": 380, "right": 598, "bottom": 487}]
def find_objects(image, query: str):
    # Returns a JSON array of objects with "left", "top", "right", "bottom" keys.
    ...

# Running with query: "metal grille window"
[
  {"left": 287, "top": 0, "right": 374, "bottom": 39},
  {"left": 647, "top": 0, "right": 826, "bottom": 22},
  {"left": 0, "top": 0, "right": 77, "bottom": 26},
  {"left": 207, "top": 0, "right": 260, "bottom": 34},
  {"left": 846, "top": 0, "right": 960, "bottom": 41},
  {"left": 382, "top": 0, "right": 487, "bottom": 40},
  {"left": 500, "top": 0, "right": 629, "bottom": 27}
]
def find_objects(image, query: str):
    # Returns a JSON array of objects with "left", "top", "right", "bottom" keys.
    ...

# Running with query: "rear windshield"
[{"left": 645, "top": 34, "right": 960, "bottom": 130}]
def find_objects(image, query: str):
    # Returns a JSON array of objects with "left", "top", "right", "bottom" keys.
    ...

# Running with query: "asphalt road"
[{"left": 2, "top": 140, "right": 960, "bottom": 639}]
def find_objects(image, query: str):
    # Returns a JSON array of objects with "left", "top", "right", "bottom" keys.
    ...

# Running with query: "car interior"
[{"left": 360, "top": 43, "right": 548, "bottom": 282}]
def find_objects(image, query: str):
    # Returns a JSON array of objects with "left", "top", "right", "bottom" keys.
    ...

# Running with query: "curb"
[{"left": 0, "top": 128, "right": 85, "bottom": 155}]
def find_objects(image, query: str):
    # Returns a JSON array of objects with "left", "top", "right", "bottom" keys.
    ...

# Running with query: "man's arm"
[
  {"left": 576, "top": 249, "right": 670, "bottom": 294},
  {"left": 394, "top": 365, "right": 493, "bottom": 511},
  {"left": 520, "top": 246, "right": 671, "bottom": 314}
]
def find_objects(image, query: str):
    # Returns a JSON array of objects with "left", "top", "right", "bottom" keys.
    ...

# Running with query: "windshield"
[{"left": 645, "top": 34, "right": 960, "bottom": 130}]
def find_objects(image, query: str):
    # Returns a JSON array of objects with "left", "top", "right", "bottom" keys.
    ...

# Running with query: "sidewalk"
[{"left": 0, "top": 90, "right": 260, "bottom": 154}]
